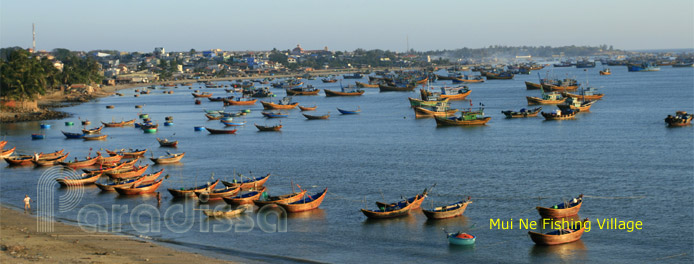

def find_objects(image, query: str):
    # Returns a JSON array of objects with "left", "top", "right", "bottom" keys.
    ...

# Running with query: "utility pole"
[
  {"left": 32, "top": 23, "right": 36, "bottom": 52},
  {"left": 406, "top": 35, "right": 409, "bottom": 54}
]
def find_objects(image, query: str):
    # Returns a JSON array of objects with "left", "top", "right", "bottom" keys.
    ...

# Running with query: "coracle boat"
[
  {"left": 361, "top": 199, "right": 413, "bottom": 219},
  {"left": 355, "top": 81, "right": 379, "bottom": 88},
  {"left": 223, "top": 97, "right": 257, "bottom": 106},
  {"left": 254, "top": 190, "right": 307, "bottom": 207},
  {"left": 106, "top": 165, "right": 150, "bottom": 179},
  {"left": 536, "top": 194, "right": 583, "bottom": 218},
  {"left": 157, "top": 138, "right": 178, "bottom": 147},
  {"left": 58, "top": 156, "right": 99, "bottom": 169},
  {"left": 277, "top": 188, "right": 328, "bottom": 213},
  {"left": 422, "top": 198, "right": 472, "bottom": 219},
  {"left": 223, "top": 187, "right": 268, "bottom": 205},
  {"left": 255, "top": 123, "right": 282, "bottom": 131},
  {"left": 61, "top": 131, "right": 84, "bottom": 139},
  {"left": 529, "top": 218, "right": 589, "bottom": 245},
  {"left": 337, "top": 107, "right": 360, "bottom": 114},
  {"left": 558, "top": 97, "right": 596, "bottom": 112},
  {"left": 191, "top": 92, "right": 213, "bottom": 98},
  {"left": 106, "top": 148, "right": 147, "bottom": 158},
  {"left": 298, "top": 105, "right": 317, "bottom": 111},
  {"left": 101, "top": 119, "right": 136, "bottom": 127},
  {"left": 195, "top": 186, "right": 241, "bottom": 201},
  {"left": 32, "top": 152, "right": 69, "bottom": 167},
  {"left": 413, "top": 104, "right": 458, "bottom": 118},
  {"left": 527, "top": 92, "right": 566, "bottom": 105},
  {"left": 83, "top": 134, "right": 107, "bottom": 141},
  {"left": 95, "top": 177, "right": 145, "bottom": 191},
  {"left": 501, "top": 107, "right": 542, "bottom": 118},
  {"left": 262, "top": 112, "right": 289, "bottom": 118},
  {"left": 150, "top": 152, "right": 185, "bottom": 164},
  {"left": 205, "top": 127, "right": 238, "bottom": 134},
  {"left": 561, "top": 87, "right": 604, "bottom": 101},
  {"left": 202, "top": 207, "right": 246, "bottom": 218},
  {"left": 286, "top": 87, "right": 320, "bottom": 96},
  {"left": 665, "top": 111, "right": 694, "bottom": 127},
  {"left": 435, "top": 109, "right": 491, "bottom": 126},
  {"left": 168, "top": 179, "right": 220, "bottom": 198},
  {"left": 376, "top": 188, "right": 428, "bottom": 209},
  {"left": 114, "top": 179, "right": 164, "bottom": 195},
  {"left": 55, "top": 173, "right": 101, "bottom": 187},
  {"left": 260, "top": 97, "right": 299, "bottom": 110},
  {"left": 303, "top": 113, "right": 330, "bottom": 120},
  {"left": 447, "top": 232, "right": 476, "bottom": 246},
  {"left": 541, "top": 109, "right": 579, "bottom": 120},
  {"left": 222, "top": 173, "right": 271, "bottom": 190},
  {"left": 82, "top": 126, "right": 103, "bottom": 134}
]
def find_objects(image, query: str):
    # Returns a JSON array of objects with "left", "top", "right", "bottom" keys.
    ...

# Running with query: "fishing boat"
[
  {"left": 223, "top": 187, "right": 268, "bottom": 205},
  {"left": 262, "top": 112, "right": 289, "bottom": 118},
  {"left": 665, "top": 111, "right": 693, "bottom": 127},
  {"left": 447, "top": 232, "right": 476, "bottom": 246},
  {"left": 157, "top": 138, "right": 178, "bottom": 147},
  {"left": 101, "top": 119, "right": 136, "bottom": 127},
  {"left": 168, "top": 179, "right": 220, "bottom": 198},
  {"left": 277, "top": 188, "right": 328, "bottom": 213},
  {"left": 321, "top": 78, "right": 338, "bottom": 83},
  {"left": 254, "top": 190, "right": 307, "bottom": 207},
  {"left": 129, "top": 168, "right": 165, "bottom": 183},
  {"left": 0, "top": 147, "right": 17, "bottom": 159},
  {"left": 55, "top": 173, "right": 101, "bottom": 187},
  {"left": 61, "top": 131, "right": 84, "bottom": 139},
  {"left": 501, "top": 107, "right": 543, "bottom": 118},
  {"left": 59, "top": 156, "right": 99, "bottom": 169},
  {"left": 355, "top": 81, "right": 379, "bottom": 88},
  {"left": 303, "top": 113, "right": 330, "bottom": 120},
  {"left": 205, "top": 113, "right": 223, "bottom": 120},
  {"left": 378, "top": 83, "right": 415, "bottom": 92},
  {"left": 525, "top": 81, "right": 543, "bottom": 90},
  {"left": 106, "top": 148, "right": 147, "bottom": 159},
  {"left": 542, "top": 83, "right": 579, "bottom": 92},
  {"left": 95, "top": 177, "right": 145, "bottom": 191},
  {"left": 433, "top": 86, "right": 471, "bottom": 101},
  {"left": 150, "top": 152, "right": 185, "bottom": 164},
  {"left": 298, "top": 105, "right": 317, "bottom": 111},
  {"left": 114, "top": 179, "right": 164, "bottom": 195},
  {"left": 208, "top": 96, "right": 232, "bottom": 102},
  {"left": 558, "top": 97, "right": 596, "bottom": 112},
  {"left": 337, "top": 107, "right": 360, "bottom": 114},
  {"left": 286, "top": 87, "right": 320, "bottom": 96},
  {"left": 536, "top": 194, "right": 583, "bottom": 218},
  {"left": 409, "top": 95, "right": 449, "bottom": 108},
  {"left": 324, "top": 84, "right": 365, "bottom": 97},
  {"left": 451, "top": 75, "right": 484, "bottom": 83},
  {"left": 195, "top": 186, "right": 241, "bottom": 201},
  {"left": 376, "top": 189, "right": 428, "bottom": 209},
  {"left": 95, "top": 154, "right": 123, "bottom": 165},
  {"left": 255, "top": 123, "right": 282, "bottom": 131},
  {"left": 222, "top": 173, "right": 271, "bottom": 190},
  {"left": 83, "top": 134, "right": 108, "bottom": 141},
  {"left": 223, "top": 97, "right": 257, "bottom": 106},
  {"left": 413, "top": 104, "right": 458, "bottom": 118},
  {"left": 82, "top": 126, "right": 103, "bottom": 134},
  {"left": 82, "top": 162, "right": 127, "bottom": 175},
  {"left": 205, "top": 127, "right": 238, "bottom": 134},
  {"left": 260, "top": 97, "right": 300, "bottom": 110},
  {"left": 599, "top": 68, "right": 611, "bottom": 75},
  {"left": 0, "top": 141, "right": 7, "bottom": 149},
  {"left": 32, "top": 152, "right": 69, "bottom": 167},
  {"left": 485, "top": 72, "right": 514, "bottom": 80},
  {"left": 422, "top": 199, "right": 472, "bottom": 219},
  {"left": 222, "top": 120, "right": 246, "bottom": 127},
  {"left": 81, "top": 120, "right": 91, "bottom": 125},
  {"left": 541, "top": 109, "right": 579, "bottom": 120},
  {"left": 192, "top": 92, "right": 213, "bottom": 98},
  {"left": 202, "top": 207, "right": 247, "bottom": 218},
  {"left": 627, "top": 62, "right": 660, "bottom": 72},
  {"left": 106, "top": 165, "right": 150, "bottom": 179},
  {"left": 343, "top": 73, "right": 363, "bottom": 79},
  {"left": 526, "top": 92, "right": 567, "bottom": 105},
  {"left": 561, "top": 88, "right": 604, "bottom": 101},
  {"left": 361, "top": 199, "right": 413, "bottom": 219},
  {"left": 434, "top": 109, "right": 491, "bottom": 126},
  {"left": 529, "top": 218, "right": 589, "bottom": 245},
  {"left": 4, "top": 155, "right": 36, "bottom": 166}
]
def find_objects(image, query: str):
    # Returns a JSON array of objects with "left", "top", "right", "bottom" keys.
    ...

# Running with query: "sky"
[{"left": 1, "top": 0, "right": 693, "bottom": 53}]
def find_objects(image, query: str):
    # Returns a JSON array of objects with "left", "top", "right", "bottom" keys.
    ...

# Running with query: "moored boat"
[
  {"left": 157, "top": 138, "right": 178, "bottom": 147},
  {"left": 541, "top": 109, "right": 579, "bottom": 120},
  {"left": 58, "top": 156, "right": 99, "bottom": 169},
  {"left": 447, "top": 232, "right": 476, "bottom": 246},
  {"left": 260, "top": 97, "right": 299, "bottom": 110},
  {"left": 192, "top": 92, "right": 213, "bottom": 98},
  {"left": 223, "top": 187, "right": 268, "bottom": 205},
  {"left": 262, "top": 112, "right": 289, "bottom": 118},
  {"left": 361, "top": 200, "right": 412, "bottom": 219},
  {"left": 536, "top": 194, "right": 583, "bottom": 218},
  {"left": 95, "top": 177, "right": 145, "bottom": 191},
  {"left": 434, "top": 109, "right": 491, "bottom": 126},
  {"left": 168, "top": 179, "right": 220, "bottom": 198},
  {"left": 82, "top": 126, "right": 103, "bottom": 134},
  {"left": 83, "top": 134, "right": 108, "bottom": 141},
  {"left": 337, "top": 107, "right": 360, "bottom": 114},
  {"left": 528, "top": 218, "right": 589, "bottom": 245},
  {"left": 222, "top": 173, "right": 271, "bottom": 190},
  {"left": 255, "top": 123, "right": 282, "bottom": 131},
  {"left": 202, "top": 207, "right": 247, "bottom": 218},
  {"left": 501, "top": 107, "right": 542, "bottom": 118},
  {"left": 254, "top": 190, "right": 308, "bottom": 207},
  {"left": 223, "top": 97, "right": 257, "bottom": 106},
  {"left": 665, "top": 111, "right": 693, "bottom": 127},
  {"left": 114, "top": 179, "right": 164, "bottom": 195},
  {"left": 195, "top": 186, "right": 241, "bottom": 201},
  {"left": 526, "top": 92, "right": 566, "bottom": 105},
  {"left": 277, "top": 188, "right": 328, "bottom": 213},
  {"left": 302, "top": 113, "right": 330, "bottom": 120},
  {"left": 422, "top": 199, "right": 472, "bottom": 219},
  {"left": 558, "top": 98, "right": 596, "bottom": 112},
  {"left": 32, "top": 152, "right": 70, "bottom": 166},
  {"left": 150, "top": 152, "right": 185, "bottom": 164},
  {"left": 0, "top": 146, "right": 17, "bottom": 159},
  {"left": 205, "top": 127, "right": 238, "bottom": 134},
  {"left": 101, "top": 119, "right": 136, "bottom": 127},
  {"left": 55, "top": 173, "right": 101, "bottom": 187},
  {"left": 106, "top": 164, "right": 150, "bottom": 179},
  {"left": 298, "top": 105, "right": 317, "bottom": 111},
  {"left": 61, "top": 131, "right": 84, "bottom": 139},
  {"left": 105, "top": 148, "right": 147, "bottom": 159}
]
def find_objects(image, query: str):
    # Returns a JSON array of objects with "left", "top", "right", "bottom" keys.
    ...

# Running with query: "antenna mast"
[{"left": 32, "top": 23, "right": 36, "bottom": 52}]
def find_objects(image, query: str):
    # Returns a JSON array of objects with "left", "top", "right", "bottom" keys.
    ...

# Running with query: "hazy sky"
[{"left": 1, "top": 0, "right": 692, "bottom": 52}]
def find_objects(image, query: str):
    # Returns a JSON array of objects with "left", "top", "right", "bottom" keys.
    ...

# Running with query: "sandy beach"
[{"left": 0, "top": 205, "right": 235, "bottom": 263}]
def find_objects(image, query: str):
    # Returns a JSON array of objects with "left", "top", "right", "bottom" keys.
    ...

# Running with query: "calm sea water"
[{"left": 1, "top": 65, "right": 693, "bottom": 263}]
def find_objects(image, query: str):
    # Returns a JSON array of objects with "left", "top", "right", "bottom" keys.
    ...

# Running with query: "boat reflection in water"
[
  {"left": 530, "top": 239, "right": 587, "bottom": 262},
  {"left": 423, "top": 214, "right": 470, "bottom": 228}
]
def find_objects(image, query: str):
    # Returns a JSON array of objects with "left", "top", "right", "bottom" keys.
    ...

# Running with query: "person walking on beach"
[{"left": 24, "top": 195, "right": 32, "bottom": 213}]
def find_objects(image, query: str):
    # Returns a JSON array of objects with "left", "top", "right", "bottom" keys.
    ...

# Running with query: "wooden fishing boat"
[
  {"left": 422, "top": 199, "right": 472, "bottom": 219},
  {"left": 536, "top": 194, "right": 583, "bottom": 218},
  {"left": 378, "top": 83, "right": 415, "bottom": 92},
  {"left": 558, "top": 98, "right": 596, "bottom": 112},
  {"left": 83, "top": 134, "right": 108, "bottom": 141},
  {"left": 191, "top": 92, "right": 213, "bottom": 98},
  {"left": 408, "top": 97, "right": 449, "bottom": 108},
  {"left": 82, "top": 126, "right": 103, "bottom": 134},
  {"left": 525, "top": 81, "right": 542, "bottom": 90},
  {"left": 195, "top": 186, "right": 241, "bottom": 201},
  {"left": 298, "top": 105, "right": 317, "bottom": 112},
  {"left": 5, "top": 156, "right": 36, "bottom": 166},
  {"left": 324, "top": 88, "right": 364, "bottom": 97},
  {"left": 95, "top": 154, "right": 123, "bottom": 165},
  {"left": 101, "top": 119, "right": 136, "bottom": 127},
  {"left": 501, "top": 107, "right": 542, "bottom": 118},
  {"left": 114, "top": 179, "right": 164, "bottom": 195},
  {"left": 413, "top": 106, "right": 459, "bottom": 118},
  {"left": 542, "top": 83, "right": 579, "bottom": 92},
  {"left": 262, "top": 112, "right": 289, "bottom": 118},
  {"left": 202, "top": 207, "right": 247, "bottom": 218},
  {"left": 451, "top": 76, "right": 484, "bottom": 83},
  {"left": 561, "top": 90, "right": 604, "bottom": 101},
  {"left": 439, "top": 88, "right": 471, "bottom": 100},
  {"left": 106, "top": 164, "right": 150, "bottom": 179},
  {"left": 129, "top": 168, "right": 165, "bottom": 182},
  {"left": 59, "top": 156, "right": 98, "bottom": 169},
  {"left": 286, "top": 87, "right": 320, "bottom": 95},
  {"left": 361, "top": 200, "right": 412, "bottom": 219},
  {"left": 303, "top": 113, "right": 330, "bottom": 120},
  {"left": 254, "top": 190, "right": 307, "bottom": 207},
  {"left": 223, "top": 187, "right": 267, "bottom": 205},
  {"left": 337, "top": 107, "right": 360, "bottom": 114},
  {"left": 0, "top": 141, "right": 7, "bottom": 149},
  {"left": 599, "top": 68, "right": 611, "bottom": 75},
  {"left": 435, "top": 110, "right": 491, "bottom": 126},
  {"left": 376, "top": 189, "right": 428, "bottom": 209},
  {"left": 277, "top": 188, "right": 328, "bottom": 213},
  {"left": 82, "top": 162, "right": 127, "bottom": 175},
  {"left": 61, "top": 131, "right": 84, "bottom": 139},
  {"left": 321, "top": 78, "right": 338, "bottom": 83},
  {"left": 529, "top": 218, "right": 588, "bottom": 245},
  {"left": 447, "top": 232, "right": 476, "bottom": 246},
  {"left": 527, "top": 92, "right": 567, "bottom": 105},
  {"left": 260, "top": 99, "right": 299, "bottom": 110},
  {"left": 38, "top": 149, "right": 65, "bottom": 160},
  {"left": 168, "top": 179, "right": 220, "bottom": 198},
  {"left": 150, "top": 152, "right": 185, "bottom": 164},
  {"left": 95, "top": 177, "right": 145, "bottom": 191},
  {"left": 665, "top": 111, "right": 694, "bottom": 127},
  {"left": 56, "top": 173, "right": 101, "bottom": 187},
  {"left": 355, "top": 81, "right": 379, "bottom": 88},
  {"left": 255, "top": 123, "right": 282, "bottom": 131},
  {"left": 205, "top": 113, "right": 222, "bottom": 120},
  {"left": 222, "top": 173, "right": 271, "bottom": 190},
  {"left": 222, "top": 121, "right": 246, "bottom": 126},
  {"left": 541, "top": 110, "right": 579, "bottom": 120},
  {"left": 106, "top": 148, "right": 147, "bottom": 158},
  {"left": 0, "top": 146, "right": 16, "bottom": 159},
  {"left": 485, "top": 72, "right": 514, "bottom": 80},
  {"left": 205, "top": 127, "right": 238, "bottom": 134},
  {"left": 157, "top": 138, "right": 178, "bottom": 147},
  {"left": 208, "top": 96, "right": 232, "bottom": 102},
  {"left": 32, "top": 152, "right": 69, "bottom": 166},
  {"left": 223, "top": 97, "right": 257, "bottom": 106}
]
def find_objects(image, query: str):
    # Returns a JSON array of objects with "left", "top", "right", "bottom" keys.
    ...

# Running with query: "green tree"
[{"left": 0, "top": 49, "right": 47, "bottom": 100}]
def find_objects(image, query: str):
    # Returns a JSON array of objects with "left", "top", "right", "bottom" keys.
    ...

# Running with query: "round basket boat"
[
  {"left": 194, "top": 126, "right": 205, "bottom": 131},
  {"left": 65, "top": 121, "right": 74, "bottom": 126},
  {"left": 164, "top": 122, "right": 173, "bottom": 126},
  {"left": 40, "top": 124, "right": 51, "bottom": 129}
]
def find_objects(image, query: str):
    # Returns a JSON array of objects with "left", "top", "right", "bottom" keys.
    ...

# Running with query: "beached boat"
[
  {"left": 95, "top": 177, "right": 145, "bottom": 191},
  {"left": 61, "top": 131, "right": 84, "bottom": 139},
  {"left": 665, "top": 111, "right": 693, "bottom": 127},
  {"left": 260, "top": 97, "right": 300, "bottom": 110},
  {"left": 82, "top": 126, "right": 103, "bottom": 134},
  {"left": 105, "top": 148, "right": 147, "bottom": 159},
  {"left": 150, "top": 152, "right": 185, "bottom": 164},
  {"left": 422, "top": 199, "right": 472, "bottom": 219},
  {"left": 55, "top": 173, "right": 101, "bottom": 187},
  {"left": 192, "top": 92, "right": 213, "bottom": 98},
  {"left": 205, "top": 127, "right": 238, "bottom": 134},
  {"left": 536, "top": 194, "right": 583, "bottom": 219},
  {"left": 501, "top": 107, "right": 543, "bottom": 118},
  {"left": 558, "top": 98, "right": 596, "bottom": 112},
  {"left": 223, "top": 187, "right": 267, "bottom": 205},
  {"left": 168, "top": 179, "right": 220, "bottom": 198},
  {"left": 0, "top": 147, "right": 17, "bottom": 159},
  {"left": 114, "top": 179, "right": 164, "bottom": 195},
  {"left": 277, "top": 188, "right": 328, "bottom": 213},
  {"left": 254, "top": 190, "right": 307, "bottom": 207},
  {"left": 223, "top": 97, "right": 258, "bottom": 106},
  {"left": 202, "top": 207, "right": 247, "bottom": 218},
  {"left": 195, "top": 186, "right": 241, "bottom": 201},
  {"left": 303, "top": 113, "right": 330, "bottom": 120},
  {"left": 58, "top": 156, "right": 98, "bottom": 169},
  {"left": 527, "top": 92, "right": 566, "bottom": 105},
  {"left": 255, "top": 123, "right": 282, "bottom": 131},
  {"left": 222, "top": 173, "right": 271, "bottom": 190},
  {"left": 32, "top": 152, "right": 69, "bottom": 166},
  {"left": 337, "top": 107, "right": 360, "bottom": 114},
  {"left": 541, "top": 109, "right": 579, "bottom": 120},
  {"left": 83, "top": 134, "right": 108, "bottom": 141},
  {"left": 157, "top": 138, "right": 178, "bottom": 147},
  {"left": 101, "top": 119, "right": 136, "bottom": 127},
  {"left": 262, "top": 112, "right": 289, "bottom": 118},
  {"left": 286, "top": 87, "right": 320, "bottom": 96},
  {"left": 447, "top": 232, "right": 476, "bottom": 246},
  {"left": 355, "top": 81, "right": 379, "bottom": 88},
  {"left": 298, "top": 105, "right": 317, "bottom": 111},
  {"left": 435, "top": 109, "right": 491, "bottom": 126},
  {"left": 529, "top": 218, "right": 589, "bottom": 245},
  {"left": 106, "top": 165, "right": 150, "bottom": 179}
]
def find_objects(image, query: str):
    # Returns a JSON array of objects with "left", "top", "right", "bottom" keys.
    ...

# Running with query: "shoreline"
[{"left": 0, "top": 204, "right": 238, "bottom": 263}]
